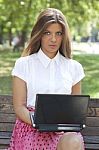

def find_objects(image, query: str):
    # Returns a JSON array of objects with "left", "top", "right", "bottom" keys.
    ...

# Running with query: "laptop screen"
[{"left": 34, "top": 94, "right": 89, "bottom": 125}]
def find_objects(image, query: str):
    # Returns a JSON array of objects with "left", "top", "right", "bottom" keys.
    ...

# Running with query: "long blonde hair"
[{"left": 22, "top": 8, "right": 72, "bottom": 58}]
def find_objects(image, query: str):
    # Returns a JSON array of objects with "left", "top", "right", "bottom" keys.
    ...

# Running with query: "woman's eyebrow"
[{"left": 44, "top": 29, "right": 62, "bottom": 32}]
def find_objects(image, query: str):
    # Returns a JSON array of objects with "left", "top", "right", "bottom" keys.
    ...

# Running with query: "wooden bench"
[{"left": 0, "top": 95, "right": 99, "bottom": 150}]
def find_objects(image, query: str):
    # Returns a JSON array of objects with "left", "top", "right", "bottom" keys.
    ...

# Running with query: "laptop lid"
[{"left": 33, "top": 94, "right": 89, "bottom": 129}]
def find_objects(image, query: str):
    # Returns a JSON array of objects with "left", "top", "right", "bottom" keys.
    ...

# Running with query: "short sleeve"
[
  {"left": 71, "top": 60, "right": 85, "bottom": 85},
  {"left": 12, "top": 57, "right": 28, "bottom": 82}
]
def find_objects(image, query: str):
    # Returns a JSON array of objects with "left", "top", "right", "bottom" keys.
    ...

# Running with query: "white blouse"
[{"left": 12, "top": 49, "right": 85, "bottom": 107}]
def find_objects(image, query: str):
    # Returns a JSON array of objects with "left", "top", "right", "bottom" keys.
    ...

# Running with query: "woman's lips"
[{"left": 49, "top": 45, "right": 57, "bottom": 48}]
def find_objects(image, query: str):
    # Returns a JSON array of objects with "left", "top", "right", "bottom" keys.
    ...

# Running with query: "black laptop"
[{"left": 31, "top": 94, "right": 89, "bottom": 132}]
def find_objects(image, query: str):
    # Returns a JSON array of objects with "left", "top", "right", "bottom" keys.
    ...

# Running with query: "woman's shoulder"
[
  {"left": 69, "top": 58, "right": 82, "bottom": 67},
  {"left": 12, "top": 54, "right": 37, "bottom": 81},
  {"left": 15, "top": 53, "right": 37, "bottom": 64},
  {"left": 60, "top": 55, "right": 82, "bottom": 67}
]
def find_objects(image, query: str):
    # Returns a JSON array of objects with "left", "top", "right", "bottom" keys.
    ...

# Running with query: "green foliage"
[{"left": 0, "top": 0, "right": 99, "bottom": 39}]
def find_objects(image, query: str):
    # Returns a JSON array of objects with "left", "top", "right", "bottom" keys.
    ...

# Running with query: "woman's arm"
[
  {"left": 71, "top": 81, "right": 81, "bottom": 95},
  {"left": 12, "top": 76, "right": 32, "bottom": 125}
]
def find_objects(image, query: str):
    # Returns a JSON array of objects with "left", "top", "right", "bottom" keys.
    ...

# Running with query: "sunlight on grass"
[
  {"left": 74, "top": 54, "right": 99, "bottom": 98},
  {"left": 94, "top": 92, "right": 99, "bottom": 97},
  {"left": 0, "top": 50, "right": 21, "bottom": 94},
  {"left": 0, "top": 76, "right": 12, "bottom": 94},
  {"left": 0, "top": 67, "right": 12, "bottom": 75}
]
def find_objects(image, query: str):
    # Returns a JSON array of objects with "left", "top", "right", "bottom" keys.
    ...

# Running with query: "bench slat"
[
  {"left": 0, "top": 132, "right": 12, "bottom": 137},
  {"left": 85, "top": 143, "right": 99, "bottom": 149},
  {"left": 0, "top": 123, "right": 14, "bottom": 132},
  {"left": 82, "top": 126, "right": 99, "bottom": 135},
  {"left": 88, "top": 99, "right": 99, "bottom": 107},
  {"left": 86, "top": 117, "right": 99, "bottom": 126},
  {"left": 0, "top": 113, "right": 15, "bottom": 123},
  {"left": 88, "top": 108, "right": 99, "bottom": 117},
  {"left": 0, "top": 95, "right": 12, "bottom": 104},
  {"left": 84, "top": 135, "right": 99, "bottom": 144},
  {"left": 0, "top": 104, "right": 14, "bottom": 113},
  {"left": 0, "top": 139, "right": 10, "bottom": 145}
]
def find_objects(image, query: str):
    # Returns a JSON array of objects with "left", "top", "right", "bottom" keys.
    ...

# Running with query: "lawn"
[
  {"left": 0, "top": 50, "right": 21, "bottom": 95},
  {"left": 74, "top": 54, "right": 99, "bottom": 98},
  {"left": 0, "top": 50, "right": 99, "bottom": 98}
]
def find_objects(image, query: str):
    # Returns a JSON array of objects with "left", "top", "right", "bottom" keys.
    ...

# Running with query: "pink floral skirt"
[{"left": 7, "top": 108, "right": 85, "bottom": 150}]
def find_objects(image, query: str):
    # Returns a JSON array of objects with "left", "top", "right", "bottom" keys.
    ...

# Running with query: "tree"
[{"left": 0, "top": 0, "right": 99, "bottom": 45}]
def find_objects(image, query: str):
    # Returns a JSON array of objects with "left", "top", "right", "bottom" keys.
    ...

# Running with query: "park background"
[{"left": 0, "top": 0, "right": 99, "bottom": 98}]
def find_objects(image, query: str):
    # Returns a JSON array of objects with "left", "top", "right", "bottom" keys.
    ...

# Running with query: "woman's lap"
[{"left": 7, "top": 108, "right": 85, "bottom": 150}]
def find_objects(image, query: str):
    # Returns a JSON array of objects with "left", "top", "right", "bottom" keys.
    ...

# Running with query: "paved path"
[{"left": 72, "top": 42, "right": 99, "bottom": 54}]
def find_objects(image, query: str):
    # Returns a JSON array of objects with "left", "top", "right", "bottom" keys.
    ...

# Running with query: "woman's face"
[{"left": 41, "top": 23, "right": 63, "bottom": 58}]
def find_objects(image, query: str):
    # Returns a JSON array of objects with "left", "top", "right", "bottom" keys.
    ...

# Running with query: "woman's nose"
[{"left": 51, "top": 34, "right": 56, "bottom": 42}]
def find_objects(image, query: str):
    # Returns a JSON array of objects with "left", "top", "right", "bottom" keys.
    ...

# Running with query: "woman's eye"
[
  {"left": 43, "top": 31, "right": 50, "bottom": 35},
  {"left": 56, "top": 32, "right": 63, "bottom": 36}
]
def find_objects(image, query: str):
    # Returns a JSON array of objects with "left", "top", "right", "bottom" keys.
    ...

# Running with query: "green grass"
[
  {"left": 74, "top": 54, "right": 99, "bottom": 98},
  {"left": 0, "top": 50, "right": 99, "bottom": 98},
  {"left": 0, "top": 50, "right": 21, "bottom": 94}
]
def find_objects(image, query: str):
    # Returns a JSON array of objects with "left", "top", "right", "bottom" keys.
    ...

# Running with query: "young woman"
[{"left": 8, "top": 8, "right": 85, "bottom": 150}]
